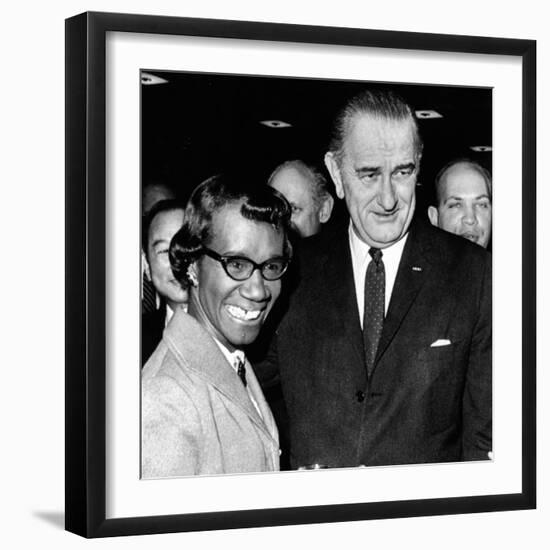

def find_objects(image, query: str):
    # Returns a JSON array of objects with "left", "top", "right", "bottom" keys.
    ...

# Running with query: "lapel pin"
[{"left": 412, "top": 266, "right": 423, "bottom": 272}]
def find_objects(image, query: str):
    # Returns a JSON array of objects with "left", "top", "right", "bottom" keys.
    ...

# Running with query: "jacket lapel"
[
  {"left": 375, "top": 219, "right": 434, "bottom": 364},
  {"left": 320, "top": 225, "right": 364, "bottom": 369},
  {"left": 164, "top": 310, "right": 277, "bottom": 444}
]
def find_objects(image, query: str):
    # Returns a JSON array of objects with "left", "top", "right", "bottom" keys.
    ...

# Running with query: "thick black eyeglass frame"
[{"left": 202, "top": 247, "right": 290, "bottom": 281}]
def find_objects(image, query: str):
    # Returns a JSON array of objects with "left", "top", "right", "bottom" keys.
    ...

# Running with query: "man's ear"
[
  {"left": 318, "top": 194, "right": 335, "bottom": 224},
  {"left": 324, "top": 152, "right": 345, "bottom": 199},
  {"left": 427, "top": 206, "right": 439, "bottom": 227}
]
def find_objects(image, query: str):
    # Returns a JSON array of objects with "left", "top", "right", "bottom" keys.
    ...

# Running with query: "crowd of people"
[{"left": 140, "top": 88, "right": 493, "bottom": 478}]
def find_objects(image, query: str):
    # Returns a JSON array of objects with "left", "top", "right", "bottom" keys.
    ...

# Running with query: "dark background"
[{"left": 141, "top": 71, "right": 492, "bottom": 216}]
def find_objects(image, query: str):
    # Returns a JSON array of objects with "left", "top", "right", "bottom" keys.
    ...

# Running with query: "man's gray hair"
[
  {"left": 328, "top": 89, "right": 423, "bottom": 165},
  {"left": 268, "top": 159, "right": 332, "bottom": 207}
]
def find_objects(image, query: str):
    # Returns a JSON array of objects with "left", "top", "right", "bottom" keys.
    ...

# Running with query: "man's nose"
[
  {"left": 240, "top": 269, "right": 270, "bottom": 301},
  {"left": 377, "top": 175, "right": 398, "bottom": 211},
  {"left": 462, "top": 205, "right": 477, "bottom": 225}
]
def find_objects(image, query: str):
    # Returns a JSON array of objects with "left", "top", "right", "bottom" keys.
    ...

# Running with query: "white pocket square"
[{"left": 430, "top": 339, "right": 451, "bottom": 347}]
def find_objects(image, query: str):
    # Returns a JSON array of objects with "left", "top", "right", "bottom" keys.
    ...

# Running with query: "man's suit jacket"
[
  {"left": 141, "top": 302, "right": 166, "bottom": 367},
  {"left": 142, "top": 310, "right": 280, "bottom": 478},
  {"left": 271, "top": 216, "right": 492, "bottom": 469}
]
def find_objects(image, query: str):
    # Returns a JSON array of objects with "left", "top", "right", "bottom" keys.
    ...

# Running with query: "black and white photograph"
[
  {"left": 139, "top": 73, "right": 493, "bottom": 478},
  {"left": 5, "top": 0, "right": 549, "bottom": 546},
  {"left": 61, "top": 9, "right": 537, "bottom": 540}
]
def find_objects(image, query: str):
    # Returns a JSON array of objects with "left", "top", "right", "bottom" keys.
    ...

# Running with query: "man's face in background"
[
  {"left": 145, "top": 208, "right": 188, "bottom": 309},
  {"left": 269, "top": 164, "right": 333, "bottom": 238},
  {"left": 428, "top": 162, "right": 492, "bottom": 248}
]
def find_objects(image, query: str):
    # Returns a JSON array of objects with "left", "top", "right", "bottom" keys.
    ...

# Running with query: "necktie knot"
[{"left": 369, "top": 247, "right": 383, "bottom": 265}]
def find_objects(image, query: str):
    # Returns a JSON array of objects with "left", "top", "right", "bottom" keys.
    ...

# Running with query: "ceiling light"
[
  {"left": 415, "top": 110, "right": 443, "bottom": 119},
  {"left": 470, "top": 145, "right": 492, "bottom": 152},
  {"left": 141, "top": 72, "right": 168, "bottom": 85},
  {"left": 259, "top": 120, "right": 292, "bottom": 128}
]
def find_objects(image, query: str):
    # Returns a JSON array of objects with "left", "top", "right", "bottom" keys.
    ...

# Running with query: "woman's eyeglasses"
[{"left": 202, "top": 248, "right": 290, "bottom": 281}]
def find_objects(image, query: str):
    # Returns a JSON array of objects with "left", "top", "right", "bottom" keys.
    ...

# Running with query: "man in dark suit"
[{"left": 267, "top": 89, "right": 492, "bottom": 469}]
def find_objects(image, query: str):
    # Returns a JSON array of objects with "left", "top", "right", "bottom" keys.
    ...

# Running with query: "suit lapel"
[
  {"left": 320, "top": 225, "right": 364, "bottom": 368},
  {"left": 375, "top": 219, "right": 434, "bottom": 364},
  {"left": 164, "top": 310, "right": 277, "bottom": 444}
]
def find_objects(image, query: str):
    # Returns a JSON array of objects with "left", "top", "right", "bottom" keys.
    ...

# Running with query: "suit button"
[{"left": 355, "top": 390, "right": 366, "bottom": 402}]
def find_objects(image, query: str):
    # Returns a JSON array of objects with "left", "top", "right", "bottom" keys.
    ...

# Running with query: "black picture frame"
[{"left": 65, "top": 11, "right": 536, "bottom": 538}]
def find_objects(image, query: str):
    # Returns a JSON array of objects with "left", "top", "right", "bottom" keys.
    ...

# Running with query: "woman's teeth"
[{"left": 226, "top": 305, "right": 261, "bottom": 321}]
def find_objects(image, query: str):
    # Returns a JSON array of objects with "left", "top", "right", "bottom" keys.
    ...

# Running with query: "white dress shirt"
[{"left": 348, "top": 223, "right": 408, "bottom": 329}]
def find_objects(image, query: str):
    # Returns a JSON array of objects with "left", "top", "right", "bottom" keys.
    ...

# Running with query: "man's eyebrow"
[
  {"left": 442, "top": 195, "right": 463, "bottom": 204},
  {"left": 394, "top": 162, "right": 416, "bottom": 172},
  {"left": 443, "top": 193, "right": 491, "bottom": 204},
  {"left": 151, "top": 238, "right": 169, "bottom": 248},
  {"left": 355, "top": 162, "right": 416, "bottom": 175},
  {"left": 355, "top": 165, "right": 381, "bottom": 175}
]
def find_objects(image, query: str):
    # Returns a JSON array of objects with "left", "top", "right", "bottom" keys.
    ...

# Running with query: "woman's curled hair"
[{"left": 169, "top": 174, "right": 292, "bottom": 286}]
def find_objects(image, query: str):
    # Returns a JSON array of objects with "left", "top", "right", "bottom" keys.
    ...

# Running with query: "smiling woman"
[{"left": 141, "top": 174, "right": 293, "bottom": 478}]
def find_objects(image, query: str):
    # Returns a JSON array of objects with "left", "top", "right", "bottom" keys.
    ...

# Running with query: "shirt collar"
[
  {"left": 212, "top": 338, "right": 246, "bottom": 372},
  {"left": 348, "top": 222, "right": 408, "bottom": 264}
]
